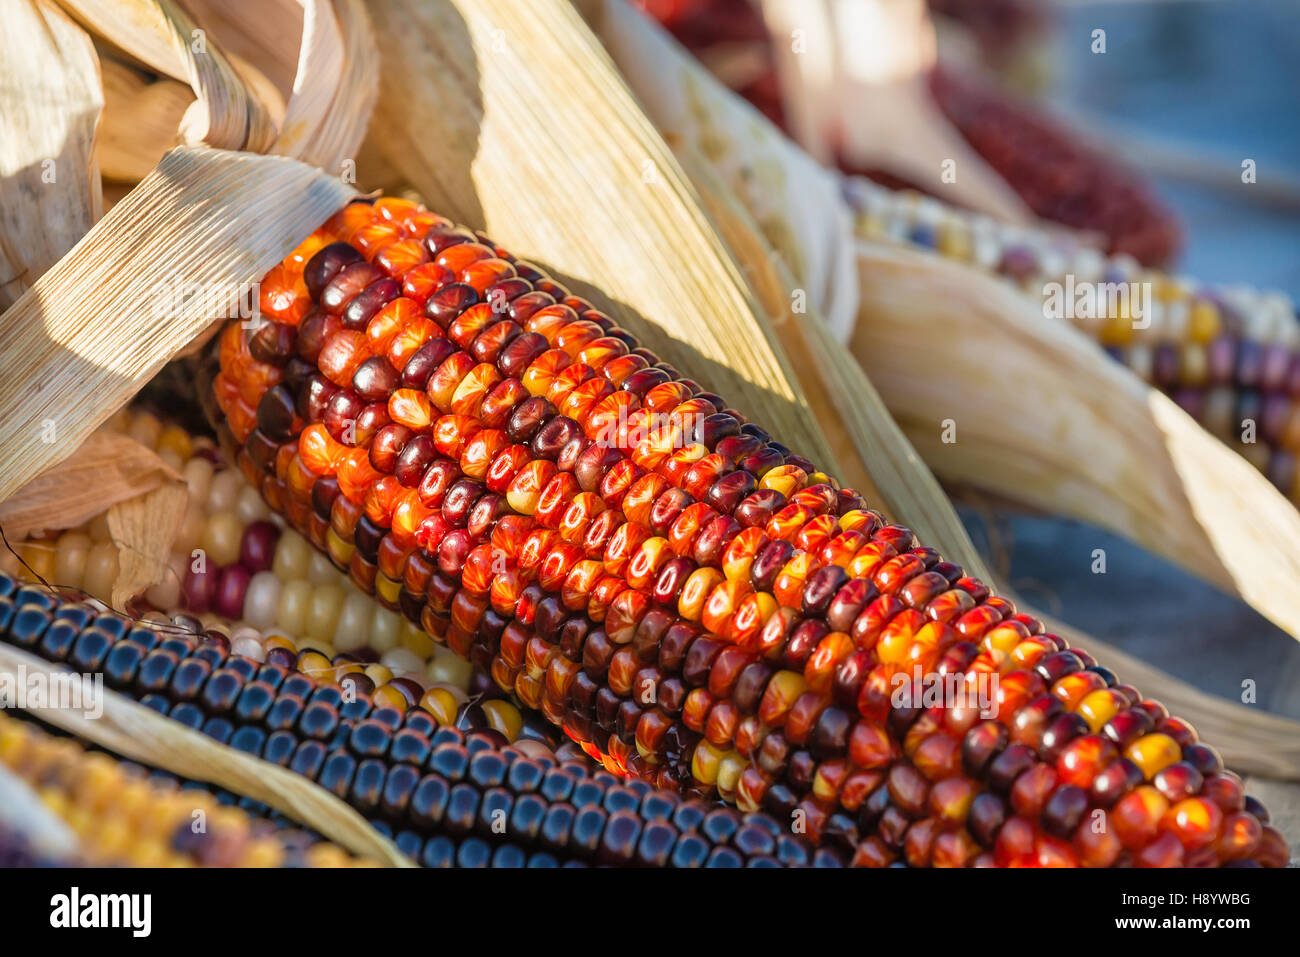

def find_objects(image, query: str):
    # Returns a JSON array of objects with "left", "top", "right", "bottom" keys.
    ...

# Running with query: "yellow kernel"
[
  {"left": 690, "top": 739, "right": 725, "bottom": 786},
  {"left": 156, "top": 424, "right": 193, "bottom": 461},
  {"left": 1188, "top": 300, "right": 1221, "bottom": 343},
  {"left": 82, "top": 542, "right": 120, "bottom": 603},
  {"left": 482, "top": 699, "right": 523, "bottom": 742},
  {"left": 126, "top": 410, "right": 163, "bottom": 450},
  {"left": 1126, "top": 732, "right": 1182, "bottom": 779},
  {"left": 420, "top": 687, "right": 459, "bottom": 725},
  {"left": 1077, "top": 689, "right": 1124, "bottom": 731}
]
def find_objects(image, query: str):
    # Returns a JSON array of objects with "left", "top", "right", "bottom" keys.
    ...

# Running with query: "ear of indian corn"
[
  {"left": 849, "top": 180, "right": 1300, "bottom": 504},
  {"left": 0, "top": 709, "right": 373, "bottom": 867},
  {"left": 0, "top": 581, "right": 825, "bottom": 868},
  {"left": 202, "top": 197, "right": 1289, "bottom": 868}
]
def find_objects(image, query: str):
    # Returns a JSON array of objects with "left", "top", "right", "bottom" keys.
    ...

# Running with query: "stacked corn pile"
[
  {"left": 0, "top": 711, "right": 373, "bottom": 867},
  {"left": 848, "top": 180, "right": 1300, "bottom": 501},
  {"left": 197, "top": 195, "right": 1288, "bottom": 867}
]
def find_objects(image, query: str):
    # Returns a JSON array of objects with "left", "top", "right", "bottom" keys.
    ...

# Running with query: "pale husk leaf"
[
  {"left": 106, "top": 479, "right": 188, "bottom": 608},
  {"left": 852, "top": 240, "right": 1300, "bottom": 642},
  {"left": 0, "top": 429, "right": 184, "bottom": 539},
  {"left": 0, "top": 146, "right": 355, "bottom": 504},
  {"left": 183, "top": 0, "right": 379, "bottom": 174},
  {"left": 0, "top": 644, "right": 411, "bottom": 864},
  {"left": 0, "top": 0, "right": 103, "bottom": 310}
]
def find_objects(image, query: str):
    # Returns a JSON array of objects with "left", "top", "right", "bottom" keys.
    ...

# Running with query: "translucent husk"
[
  {"left": 0, "top": 146, "right": 354, "bottom": 504},
  {"left": 62, "top": 0, "right": 376, "bottom": 173},
  {"left": 57, "top": 0, "right": 280, "bottom": 152},
  {"left": 0, "top": 0, "right": 103, "bottom": 311},
  {"left": 0, "top": 645, "right": 410, "bottom": 865},
  {"left": 98, "top": 57, "right": 193, "bottom": 182},
  {"left": 0, "top": 430, "right": 187, "bottom": 605}
]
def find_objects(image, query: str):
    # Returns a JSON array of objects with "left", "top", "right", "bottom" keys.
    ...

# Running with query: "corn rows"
[
  {"left": 848, "top": 180, "right": 1300, "bottom": 503},
  {"left": 0, "top": 710, "right": 372, "bottom": 867},
  {"left": 2, "top": 410, "right": 473, "bottom": 702},
  {"left": 202, "top": 197, "right": 1287, "bottom": 867},
  {"left": 0, "top": 580, "right": 831, "bottom": 867}
]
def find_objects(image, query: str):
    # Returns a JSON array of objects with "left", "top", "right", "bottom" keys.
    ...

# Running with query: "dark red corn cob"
[{"left": 203, "top": 197, "right": 1288, "bottom": 868}]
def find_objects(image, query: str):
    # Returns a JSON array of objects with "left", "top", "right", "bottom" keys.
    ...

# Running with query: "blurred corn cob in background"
[
  {"left": 0, "top": 710, "right": 373, "bottom": 867},
  {"left": 196, "top": 196, "right": 1288, "bottom": 867},
  {"left": 632, "top": 0, "right": 1180, "bottom": 265},
  {"left": 847, "top": 180, "right": 1300, "bottom": 503}
]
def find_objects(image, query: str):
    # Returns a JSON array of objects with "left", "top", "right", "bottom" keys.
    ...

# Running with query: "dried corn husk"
[
  {"left": 0, "top": 0, "right": 103, "bottom": 311},
  {"left": 98, "top": 57, "right": 193, "bottom": 181},
  {"left": 185, "top": 0, "right": 379, "bottom": 173},
  {"left": 58, "top": 0, "right": 279, "bottom": 152},
  {"left": 756, "top": 0, "right": 1031, "bottom": 223},
  {"left": 591, "top": 0, "right": 857, "bottom": 339},
  {"left": 0, "top": 146, "right": 354, "bottom": 504},
  {"left": 0, "top": 644, "right": 410, "bottom": 865},
  {"left": 852, "top": 240, "right": 1300, "bottom": 644},
  {"left": 362, "top": 0, "right": 843, "bottom": 480},
  {"left": 0, "top": 430, "right": 187, "bottom": 604},
  {"left": 65, "top": 0, "right": 376, "bottom": 177}
]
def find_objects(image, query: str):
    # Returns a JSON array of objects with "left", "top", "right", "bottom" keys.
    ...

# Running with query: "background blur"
[
  {"left": 996, "top": 0, "right": 1300, "bottom": 718},
  {"left": 1053, "top": 0, "right": 1300, "bottom": 297}
]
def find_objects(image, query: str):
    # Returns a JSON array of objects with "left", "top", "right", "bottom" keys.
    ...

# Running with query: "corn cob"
[
  {"left": 0, "top": 821, "right": 70, "bottom": 867},
  {"left": 200, "top": 196, "right": 1289, "bottom": 867},
  {"left": 0, "top": 577, "right": 546, "bottom": 745},
  {"left": 848, "top": 179, "right": 1300, "bottom": 504},
  {"left": 0, "top": 583, "right": 825, "bottom": 867},
  {"left": 0, "top": 710, "right": 373, "bottom": 867},
  {"left": 2, "top": 410, "right": 473, "bottom": 698}
]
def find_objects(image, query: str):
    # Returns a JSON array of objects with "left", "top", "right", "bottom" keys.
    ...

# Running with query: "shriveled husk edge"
[
  {"left": 0, "top": 431, "right": 188, "bottom": 606},
  {"left": 0, "top": 645, "right": 410, "bottom": 865}
]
